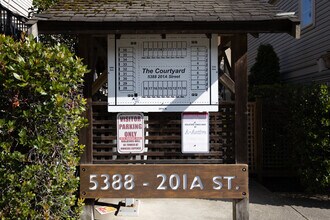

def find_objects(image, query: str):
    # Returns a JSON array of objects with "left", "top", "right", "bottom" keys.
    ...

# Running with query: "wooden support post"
[
  {"left": 78, "top": 35, "right": 95, "bottom": 220},
  {"left": 233, "top": 198, "right": 249, "bottom": 220},
  {"left": 231, "top": 34, "right": 249, "bottom": 220}
]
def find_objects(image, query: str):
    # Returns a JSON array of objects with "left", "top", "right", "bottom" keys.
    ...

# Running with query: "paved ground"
[{"left": 94, "top": 179, "right": 330, "bottom": 220}]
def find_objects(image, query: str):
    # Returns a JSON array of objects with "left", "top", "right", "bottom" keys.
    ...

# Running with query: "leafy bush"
[
  {"left": 0, "top": 35, "right": 88, "bottom": 219},
  {"left": 289, "top": 85, "right": 330, "bottom": 193},
  {"left": 251, "top": 84, "right": 330, "bottom": 193},
  {"left": 249, "top": 44, "right": 280, "bottom": 87},
  {"left": 32, "top": 0, "right": 58, "bottom": 13}
]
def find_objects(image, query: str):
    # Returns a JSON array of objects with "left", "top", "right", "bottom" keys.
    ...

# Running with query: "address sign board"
[
  {"left": 80, "top": 164, "right": 248, "bottom": 199},
  {"left": 108, "top": 34, "right": 219, "bottom": 112}
]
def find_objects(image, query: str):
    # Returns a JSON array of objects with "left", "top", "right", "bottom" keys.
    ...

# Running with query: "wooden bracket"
[
  {"left": 250, "top": 33, "right": 259, "bottom": 38},
  {"left": 219, "top": 72, "right": 235, "bottom": 94},
  {"left": 92, "top": 71, "right": 107, "bottom": 95},
  {"left": 293, "top": 24, "right": 301, "bottom": 39}
]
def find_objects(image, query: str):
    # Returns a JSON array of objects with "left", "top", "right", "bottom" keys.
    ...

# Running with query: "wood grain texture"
[
  {"left": 80, "top": 164, "right": 248, "bottom": 199},
  {"left": 232, "top": 34, "right": 248, "bottom": 164}
]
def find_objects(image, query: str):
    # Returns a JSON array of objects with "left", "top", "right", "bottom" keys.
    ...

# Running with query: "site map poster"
[{"left": 108, "top": 34, "right": 218, "bottom": 112}]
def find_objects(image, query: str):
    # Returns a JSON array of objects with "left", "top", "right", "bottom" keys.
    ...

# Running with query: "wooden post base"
[
  {"left": 81, "top": 199, "right": 94, "bottom": 220},
  {"left": 233, "top": 198, "right": 249, "bottom": 220}
]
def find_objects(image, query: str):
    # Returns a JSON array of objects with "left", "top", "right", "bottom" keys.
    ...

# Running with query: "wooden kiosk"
[{"left": 30, "top": 1, "right": 299, "bottom": 219}]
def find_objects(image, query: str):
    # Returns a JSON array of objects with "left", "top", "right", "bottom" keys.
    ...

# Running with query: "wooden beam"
[
  {"left": 218, "top": 36, "right": 231, "bottom": 54},
  {"left": 249, "top": 33, "right": 259, "bottom": 38},
  {"left": 231, "top": 34, "right": 249, "bottom": 220},
  {"left": 77, "top": 35, "right": 95, "bottom": 220},
  {"left": 219, "top": 72, "right": 235, "bottom": 94},
  {"left": 37, "top": 20, "right": 300, "bottom": 37},
  {"left": 218, "top": 36, "right": 233, "bottom": 94},
  {"left": 224, "top": 52, "right": 232, "bottom": 76},
  {"left": 79, "top": 35, "right": 93, "bottom": 164},
  {"left": 92, "top": 71, "right": 107, "bottom": 95}
]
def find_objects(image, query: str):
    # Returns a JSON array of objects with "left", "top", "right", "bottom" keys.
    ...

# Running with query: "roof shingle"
[
  {"left": 35, "top": 0, "right": 296, "bottom": 23},
  {"left": 32, "top": 0, "right": 299, "bottom": 36}
]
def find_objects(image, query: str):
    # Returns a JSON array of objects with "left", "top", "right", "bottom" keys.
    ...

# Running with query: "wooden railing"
[{"left": 0, "top": 5, "right": 28, "bottom": 39}]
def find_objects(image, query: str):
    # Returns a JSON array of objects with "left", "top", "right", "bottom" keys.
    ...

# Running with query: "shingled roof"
[{"left": 32, "top": 0, "right": 299, "bottom": 36}]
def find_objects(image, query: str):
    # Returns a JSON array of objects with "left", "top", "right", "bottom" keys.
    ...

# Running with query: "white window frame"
[{"left": 300, "top": 0, "right": 315, "bottom": 30}]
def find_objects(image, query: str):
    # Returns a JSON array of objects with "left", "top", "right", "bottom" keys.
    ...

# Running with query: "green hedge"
[
  {"left": 32, "top": 0, "right": 58, "bottom": 13},
  {"left": 250, "top": 84, "right": 330, "bottom": 193},
  {"left": 0, "top": 35, "right": 88, "bottom": 219},
  {"left": 289, "top": 85, "right": 330, "bottom": 192}
]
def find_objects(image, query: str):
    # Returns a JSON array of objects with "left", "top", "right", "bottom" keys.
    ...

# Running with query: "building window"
[{"left": 300, "top": 0, "right": 315, "bottom": 29}]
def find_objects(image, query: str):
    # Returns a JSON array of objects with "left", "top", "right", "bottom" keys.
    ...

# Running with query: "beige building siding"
[
  {"left": 248, "top": 0, "right": 330, "bottom": 84},
  {"left": 0, "top": 0, "right": 32, "bottom": 17}
]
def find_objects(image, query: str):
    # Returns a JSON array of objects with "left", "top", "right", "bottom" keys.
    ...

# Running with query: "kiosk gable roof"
[
  {"left": 36, "top": 0, "right": 291, "bottom": 22},
  {"left": 33, "top": 0, "right": 299, "bottom": 36}
]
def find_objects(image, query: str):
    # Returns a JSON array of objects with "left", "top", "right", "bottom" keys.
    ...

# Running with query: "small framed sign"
[
  {"left": 117, "top": 113, "right": 144, "bottom": 154},
  {"left": 182, "top": 112, "right": 209, "bottom": 153}
]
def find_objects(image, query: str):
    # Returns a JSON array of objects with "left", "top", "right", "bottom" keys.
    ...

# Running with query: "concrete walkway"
[{"left": 95, "top": 179, "right": 330, "bottom": 220}]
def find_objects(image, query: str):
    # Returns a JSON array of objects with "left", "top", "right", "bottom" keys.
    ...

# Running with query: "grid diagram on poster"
[{"left": 108, "top": 34, "right": 219, "bottom": 112}]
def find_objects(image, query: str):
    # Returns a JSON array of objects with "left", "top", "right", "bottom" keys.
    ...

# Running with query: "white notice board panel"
[
  {"left": 117, "top": 113, "right": 144, "bottom": 154},
  {"left": 182, "top": 112, "right": 209, "bottom": 153},
  {"left": 108, "top": 34, "right": 218, "bottom": 112}
]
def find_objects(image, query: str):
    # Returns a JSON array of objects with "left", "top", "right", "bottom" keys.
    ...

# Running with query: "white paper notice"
[{"left": 182, "top": 112, "right": 209, "bottom": 153}]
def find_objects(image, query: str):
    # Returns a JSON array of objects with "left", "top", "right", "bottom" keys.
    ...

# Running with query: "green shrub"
[
  {"left": 251, "top": 84, "right": 330, "bottom": 193},
  {"left": 32, "top": 0, "right": 58, "bottom": 13},
  {"left": 0, "top": 35, "right": 88, "bottom": 219},
  {"left": 289, "top": 85, "right": 330, "bottom": 193},
  {"left": 249, "top": 44, "right": 280, "bottom": 87}
]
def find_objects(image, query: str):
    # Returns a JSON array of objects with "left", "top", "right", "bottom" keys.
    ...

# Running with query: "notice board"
[
  {"left": 108, "top": 34, "right": 219, "bottom": 112},
  {"left": 182, "top": 112, "right": 209, "bottom": 153}
]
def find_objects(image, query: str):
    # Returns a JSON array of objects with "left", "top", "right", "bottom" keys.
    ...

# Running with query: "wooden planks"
[
  {"left": 90, "top": 101, "right": 258, "bottom": 170},
  {"left": 91, "top": 102, "right": 236, "bottom": 164}
]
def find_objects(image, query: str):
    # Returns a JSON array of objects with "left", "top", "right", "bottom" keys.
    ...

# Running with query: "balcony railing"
[{"left": 0, "top": 5, "right": 28, "bottom": 39}]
